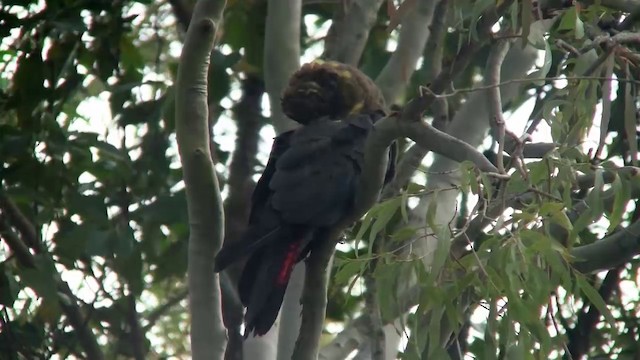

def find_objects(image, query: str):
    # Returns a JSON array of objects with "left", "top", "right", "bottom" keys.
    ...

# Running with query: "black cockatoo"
[{"left": 214, "top": 61, "right": 396, "bottom": 336}]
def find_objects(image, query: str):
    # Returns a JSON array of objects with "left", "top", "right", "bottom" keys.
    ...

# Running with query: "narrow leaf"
[{"left": 624, "top": 63, "right": 638, "bottom": 165}]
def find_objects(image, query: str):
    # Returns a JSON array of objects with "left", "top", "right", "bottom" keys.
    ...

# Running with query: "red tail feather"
[{"left": 277, "top": 242, "right": 301, "bottom": 285}]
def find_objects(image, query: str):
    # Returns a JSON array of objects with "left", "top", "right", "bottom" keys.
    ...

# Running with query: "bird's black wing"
[
  {"left": 269, "top": 114, "right": 375, "bottom": 227},
  {"left": 247, "top": 130, "right": 294, "bottom": 224},
  {"left": 213, "top": 130, "right": 294, "bottom": 272}
]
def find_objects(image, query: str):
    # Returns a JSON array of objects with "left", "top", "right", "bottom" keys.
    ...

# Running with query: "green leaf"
[
  {"left": 586, "top": 168, "right": 605, "bottom": 217},
  {"left": 576, "top": 275, "right": 616, "bottom": 326},
  {"left": 527, "top": 38, "right": 552, "bottom": 86},
  {"left": 624, "top": 63, "right": 638, "bottom": 165},
  {"left": 390, "top": 226, "right": 418, "bottom": 243},
  {"left": 120, "top": 35, "right": 145, "bottom": 71},
  {"left": 520, "top": 0, "right": 533, "bottom": 47},
  {"left": 333, "top": 259, "right": 364, "bottom": 287},
  {"left": 0, "top": 266, "right": 20, "bottom": 306},
  {"left": 368, "top": 197, "right": 400, "bottom": 244},
  {"left": 17, "top": 256, "right": 59, "bottom": 300},
  {"left": 607, "top": 174, "right": 629, "bottom": 232}
]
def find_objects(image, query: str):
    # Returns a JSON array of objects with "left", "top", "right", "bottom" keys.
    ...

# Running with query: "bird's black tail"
[{"left": 238, "top": 227, "right": 312, "bottom": 336}]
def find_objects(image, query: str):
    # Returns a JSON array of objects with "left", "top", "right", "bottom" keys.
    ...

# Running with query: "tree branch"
[
  {"left": 401, "top": 0, "right": 517, "bottom": 120},
  {"left": 291, "top": 229, "right": 337, "bottom": 360},
  {"left": 375, "top": 0, "right": 438, "bottom": 105},
  {"left": 127, "top": 296, "right": 146, "bottom": 360},
  {"left": 57, "top": 282, "right": 105, "bottom": 360},
  {"left": 566, "top": 267, "right": 621, "bottom": 358},
  {"left": 381, "top": 0, "right": 450, "bottom": 198},
  {"left": 571, "top": 219, "right": 640, "bottom": 274},
  {"left": 485, "top": 37, "right": 512, "bottom": 174},
  {"left": 0, "top": 216, "right": 35, "bottom": 268},
  {"left": 0, "top": 193, "right": 40, "bottom": 250},
  {"left": 323, "top": 0, "right": 385, "bottom": 65},
  {"left": 144, "top": 288, "right": 189, "bottom": 332},
  {"left": 175, "top": 0, "right": 227, "bottom": 358},
  {"left": 219, "top": 77, "right": 265, "bottom": 360},
  {"left": 262, "top": 0, "right": 304, "bottom": 352},
  {"left": 264, "top": 0, "right": 300, "bottom": 133}
]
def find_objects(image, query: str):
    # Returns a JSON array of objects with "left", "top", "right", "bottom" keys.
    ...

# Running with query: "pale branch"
[
  {"left": 572, "top": 219, "right": 640, "bottom": 273},
  {"left": 323, "top": 0, "right": 385, "bottom": 65},
  {"left": 375, "top": 0, "right": 437, "bottom": 105},
  {"left": 380, "top": 0, "right": 450, "bottom": 199},
  {"left": 519, "top": 142, "right": 557, "bottom": 158},
  {"left": 221, "top": 271, "right": 244, "bottom": 360},
  {"left": 264, "top": 0, "right": 300, "bottom": 134},
  {"left": 276, "top": 264, "right": 305, "bottom": 360},
  {"left": 580, "top": 0, "right": 640, "bottom": 13},
  {"left": 352, "top": 320, "right": 405, "bottom": 360},
  {"left": 574, "top": 166, "right": 640, "bottom": 190},
  {"left": 363, "top": 257, "right": 385, "bottom": 360},
  {"left": 220, "top": 80, "right": 265, "bottom": 359},
  {"left": 485, "top": 37, "right": 512, "bottom": 174},
  {"left": 319, "top": 316, "right": 370, "bottom": 359},
  {"left": 291, "top": 228, "right": 338, "bottom": 360},
  {"left": 486, "top": 142, "right": 558, "bottom": 168},
  {"left": 425, "top": 0, "right": 450, "bottom": 130},
  {"left": 175, "top": 0, "right": 227, "bottom": 358},
  {"left": 359, "top": 112, "right": 501, "bottom": 211},
  {"left": 393, "top": 118, "right": 499, "bottom": 173},
  {"left": 381, "top": 141, "right": 428, "bottom": 198},
  {"left": 263, "top": 0, "right": 304, "bottom": 354},
  {"left": 320, "top": 287, "right": 420, "bottom": 358},
  {"left": 144, "top": 288, "right": 189, "bottom": 332},
  {"left": 221, "top": 76, "right": 264, "bottom": 360},
  {"left": 401, "top": 0, "right": 516, "bottom": 120},
  {"left": 244, "top": 328, "right": 280, "bottom": 360}
]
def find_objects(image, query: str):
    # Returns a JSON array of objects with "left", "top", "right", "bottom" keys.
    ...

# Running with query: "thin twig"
[{"left": 485, "top": 36, "right": 512, "bottom": 174}]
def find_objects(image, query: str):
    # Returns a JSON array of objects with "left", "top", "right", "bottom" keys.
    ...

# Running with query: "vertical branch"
[
  {"left": 566, "top": 268, "right": 621, "bottom": 358},
  {"left": 127, "top": 296, "right": 146, "bottom": 360},
  {"left": 363, "top": 265, "right": 386, "bottom": 360},
  {"left": 291, "top": 231, "right": 336, "bottom": 360},
  {"left": 175, "top": 0, "right": 227, "bottom": 359},
  {"left": 380, "top": 0, "right": 449, "bottom": 198},
  {"left": 375, "top": 0, "right": 438, "bottom": 105},
  {"left": 264, "top": 0, "right": 301, "bottom": 134},
  {"left": 225, "top": 76, "right": 264, "bottom": 243},
  {"left": 263, "top": 0, "right": 303, "bottom": 356},
  {"left": 323, "top": 0, "right": 386, "bottom": 64},
  {"left": 223, "top": 76, "right": 264, "bottom": 360},
  {"left": 485, "top": 38, "right": 512, "bottom": 174}
]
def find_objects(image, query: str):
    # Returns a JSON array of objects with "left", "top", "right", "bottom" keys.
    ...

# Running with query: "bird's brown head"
[{"left": 281, "top": 60, "right": 386, "bottom": 125}]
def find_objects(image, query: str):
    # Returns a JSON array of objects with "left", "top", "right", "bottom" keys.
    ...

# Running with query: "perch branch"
[
  {"left": 175, "top": 0, "right": 227, "bottom": 358},
  {"left": 264, "top": 0, "right": 301, "bottom": 133}
]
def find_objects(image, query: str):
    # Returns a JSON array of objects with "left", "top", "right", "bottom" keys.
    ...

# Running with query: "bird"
[{"left": 214, "top": 60, "right": 396, "bottom": 336}]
